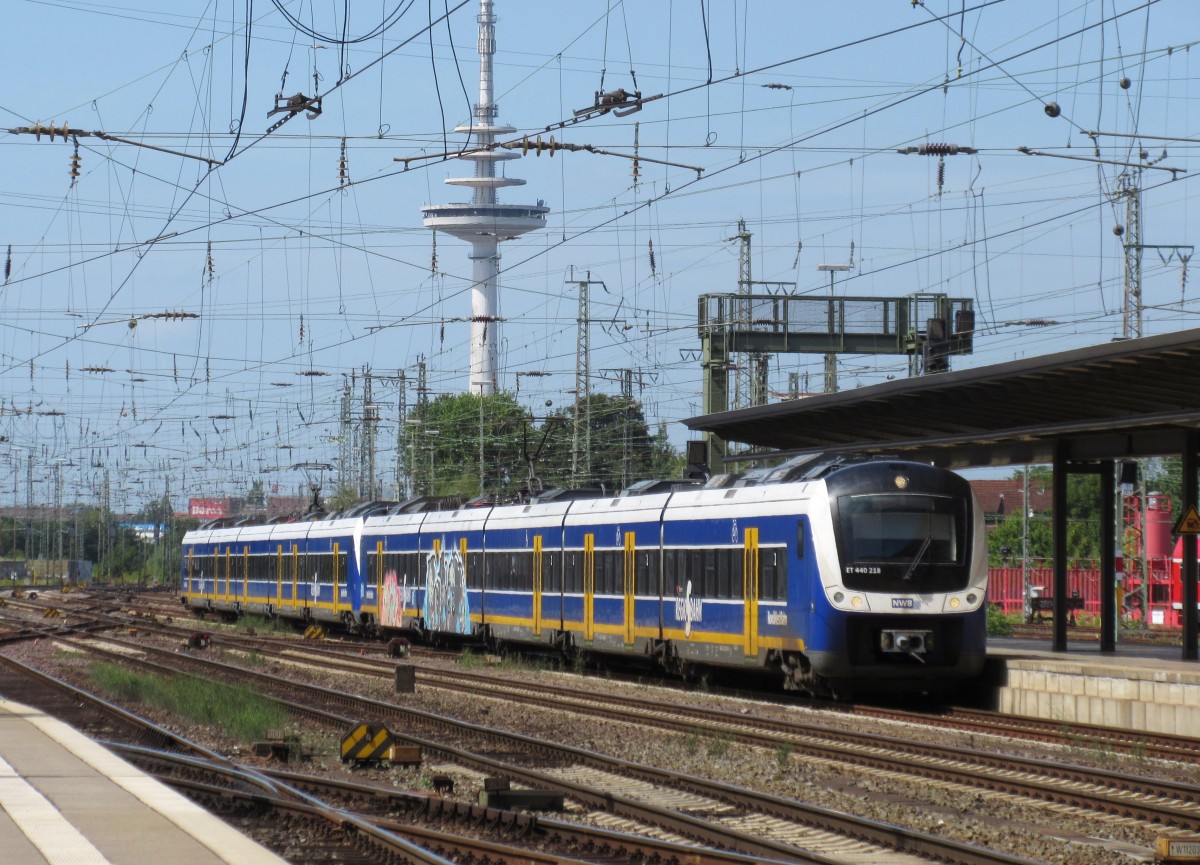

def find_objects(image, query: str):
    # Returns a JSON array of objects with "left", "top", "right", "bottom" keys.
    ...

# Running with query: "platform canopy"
[{"left": 685, "top": 327, "right": 1200, "bottom": 470}]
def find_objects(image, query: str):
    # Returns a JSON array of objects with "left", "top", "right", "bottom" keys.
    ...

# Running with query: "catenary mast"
[{"left": 421, "top": 0, "right": 548, "bottom": 395}]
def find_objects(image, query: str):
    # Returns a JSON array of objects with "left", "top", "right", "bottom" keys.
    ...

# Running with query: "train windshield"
[{"left": 838, "top": 494, "right": 962, "bottom": 565}]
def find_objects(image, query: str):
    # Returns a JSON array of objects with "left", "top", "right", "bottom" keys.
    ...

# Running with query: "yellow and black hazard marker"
[
  {"left": 340, "top": 723, "right": 395, "bottom": 764},
  {"left": 43, "top": 607, "right": 61, "bottom": 618},
  {"left": 303, "top": 624, "right": 325, "bottom": 640}
]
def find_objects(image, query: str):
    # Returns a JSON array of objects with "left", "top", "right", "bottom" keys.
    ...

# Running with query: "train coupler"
[{"left": 880, "top": 629, "right": 933, "bottom": 663}]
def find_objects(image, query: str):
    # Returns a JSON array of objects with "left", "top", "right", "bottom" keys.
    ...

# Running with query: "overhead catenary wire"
[{"left": 4, "top": 0, "right": 1195, "bottom": 506}]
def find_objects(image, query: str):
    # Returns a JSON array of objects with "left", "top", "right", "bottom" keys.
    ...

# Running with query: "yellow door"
[
  {"left": 242, "top": 547, "right": 249, "bottom": 601},
  {"left": 743, "top": 527, "right": 760, "bottom": 657},
  {"left": 623, "top": 532, "right": 636, "bottom": 645},
  {"left": 583, "top": 534, "right": 595, "bottom": 642},
  {"left": 276, "top": 544, "right": 283, "bottom": 606},
  {"left": 290, "top": 544, "right": 298, "bottom": 609},
  {"left": 375, "top": 541, "right": 384, "bottom": 618},
  {"left": 332, "top": 543, "right": 341, "bottom": 614},
  {"left": 533, "top": 536, "right": 543, "bottom": 636}
]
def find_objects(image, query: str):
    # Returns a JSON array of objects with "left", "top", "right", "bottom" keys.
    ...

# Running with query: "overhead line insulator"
[
  {"left": 68, "top": 140, "right": 81, "bottom": 187},
  {"left": 896, "top": 143, "right": 978, "bottom": 156}
]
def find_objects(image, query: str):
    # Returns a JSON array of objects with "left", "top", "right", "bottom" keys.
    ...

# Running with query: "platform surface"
[
  {"left": 0, "top": 697, "right": 289, "bottom": 865},
  {"left": 988, "top": 636, "right": 1200, "bottom": 676}
]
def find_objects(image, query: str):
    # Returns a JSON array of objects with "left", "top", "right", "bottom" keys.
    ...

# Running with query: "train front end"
[{"left": 803, "top": 459, "right": 987, "bottom": 694}]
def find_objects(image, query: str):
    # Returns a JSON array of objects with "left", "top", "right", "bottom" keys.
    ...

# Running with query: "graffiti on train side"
[
  {"left": 379, "top": 571, "right": 416, "bottom": 630},
  {"left": 423, "top": 548, "right": 472, "bottom": 635}
]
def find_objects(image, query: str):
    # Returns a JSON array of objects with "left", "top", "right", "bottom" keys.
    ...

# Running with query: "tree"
[
  {"left": 986, "top": 466, "right": 1106, "bottom": 567},
  {"left": 540, "top": 392, "right": 681, "bottom": 491},
  {"left": 408, "top": 391, "right": 530, "bottom": 499},
  {"left": 326, "top": 485, "right": 361, "bottom": 511},
  {"left": 402, "top": 390, "right": 683, "bottom": 499}
]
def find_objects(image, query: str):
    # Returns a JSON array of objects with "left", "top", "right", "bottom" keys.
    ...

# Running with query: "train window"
[
  {"left": 521, "top": 550, "right": 534, "bottom": 590},
  {"left": 565, "top": 551, "right": 580, "bottom": 593},
  {"left": 513, "top": 551, "right": 528, "bottom": 590},
  {"left": 839, "top": 494, "right": 962, "bottom": 564},
  {"left": 636, "top": 550, "right": 658, "bottom": 595},
  {"left": 731, "top": 547, "right": 745, "bottom": 599},
  {"left": 761, "top": 547, "right": 787, "bottom": 600},
  {"left": 545, "top": 551, "right": 560, "bottom": 592},
  {"left": 469, "top": 549, "right": 485, "bottom": 589},
  {"left": 796, "top": 518, "right": 807, "bottom": 558},
  {"left": 716, "top": 549, "right": 731, "bottom": 598},
  {"left": 311, "top": 553, "right": 331, "bottom": 583},
  {"left": 688, "top": 549, "right": 702, "bottom": 593},
  {"left": 597, "top": 550, "right": 613, "bottom": 595},
  {"left": 702, "top": 549, "right": 717, "bottom": 598}
]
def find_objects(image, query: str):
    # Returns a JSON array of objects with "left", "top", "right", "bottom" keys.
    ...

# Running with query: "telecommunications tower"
[{"left": 421, "top": 0, "right": 548, "bottom": 395}]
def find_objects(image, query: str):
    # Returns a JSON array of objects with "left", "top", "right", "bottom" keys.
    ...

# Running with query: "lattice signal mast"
[{"left": 421, "top": 0, "right": 548, "bottom": 395}]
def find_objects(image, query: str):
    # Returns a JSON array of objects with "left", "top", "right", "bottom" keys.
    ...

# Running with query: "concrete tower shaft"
[{"left": 421, "top": 0, "right": 547, "bottom": 395}]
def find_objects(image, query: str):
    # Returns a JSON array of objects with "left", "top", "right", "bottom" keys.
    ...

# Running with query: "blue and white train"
[{"left": 181, "top": 453, "right": 988, "bottom": 695}]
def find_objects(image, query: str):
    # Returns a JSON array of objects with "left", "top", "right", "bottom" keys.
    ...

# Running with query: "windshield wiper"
[{"left": 902, "top": 532, "right": 932, "bottom": 582}]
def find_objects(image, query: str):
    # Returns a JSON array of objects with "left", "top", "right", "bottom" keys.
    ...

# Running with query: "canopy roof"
[{"left": 684, "top": 328, "right": 1200, "bottom": 468}]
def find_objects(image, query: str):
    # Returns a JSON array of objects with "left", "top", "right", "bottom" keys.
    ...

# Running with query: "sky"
[{"left": 1, "top": 0, "right": 1198, "bottom": 511}]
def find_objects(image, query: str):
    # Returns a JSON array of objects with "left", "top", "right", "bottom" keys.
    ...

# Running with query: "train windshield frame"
[{"left": 835, "top": 493, "right": 970, "bottom": 592}]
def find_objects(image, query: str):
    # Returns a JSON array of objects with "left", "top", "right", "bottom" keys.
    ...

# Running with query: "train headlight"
[
  {"left": 949, "top": 597, "right": 960, "bottom": 609},
  {"left": 966, "top": 593, "right": 978, "bottom": 605},
  {"left": 851, "top": 595, "right": 863, "bottom": 608},
  {"left": 833, "top": 591, "right": 845, "bottom": 604}
]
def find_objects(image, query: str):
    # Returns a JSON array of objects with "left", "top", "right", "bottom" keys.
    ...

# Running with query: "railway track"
[
  {"left": 2, "top": 594, "right": 1189, "bottom": 862},
  {"left": 53, "top": 632, "right": 1045, "bottom": 865},
  {"left": 177, "top": 623, "right": 1200, "bottom": 774},
  {"left": 220, "top": 638, "right": 1200, "bottom": 833},
  {"left": 7, "top": 592, "right": 1199, "bottom": 769},
  {"left": 96, "top": 591, "right": 1200, "bottom": 766},
  {"left": 0, "top": 652, "right": 771, "bottom": 865}
]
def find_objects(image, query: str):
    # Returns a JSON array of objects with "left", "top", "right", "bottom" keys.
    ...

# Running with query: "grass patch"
[
  {"left": 986, "top": 603, "right": 1014, "bottom": 636},
  {"left": 707, "top": 730, "right": 734, "bottom": 758},
  {"left": 774, "top": 742, "right": 794, "bottom": 767},
  {"left": 457, "top": 649, "right": 484, "bottom": 668},
  {"left": 90, "top": 661, "right": 288, "bottom": 742},
  {"left": 235, "top": 615, "right": 294, "bottom": 635}
]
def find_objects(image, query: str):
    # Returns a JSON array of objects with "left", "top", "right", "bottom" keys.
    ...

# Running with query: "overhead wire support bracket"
[
  {"left": 7, "top": 122, "right": 223, "bottom": 166},
  {"left": 268, "top": 92, "right": 323, "bottom": 120},
  {"left": 1017, "top": 146, "right": 1186, "bottom": 179},
  {"left": 573, "top": 88, "right": 643, "bottom": 119},
  {"left": 552, "top": 92, "right": 664, "bottom": 130},
  {"left": 395, "top": 135, "right": 703, "bottom": 178},
  {"left": 265, "top": 93, "right": 323, "bottom": 134}
]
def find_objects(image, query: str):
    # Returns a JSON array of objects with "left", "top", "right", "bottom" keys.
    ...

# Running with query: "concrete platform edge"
[{"left": 1, "top": 698, "right": 289, "bottom": 865}]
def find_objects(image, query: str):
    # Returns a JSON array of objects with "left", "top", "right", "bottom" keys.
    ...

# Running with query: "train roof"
[{"left": 183, "top": 453, "right": 944, "bottom": 540}]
